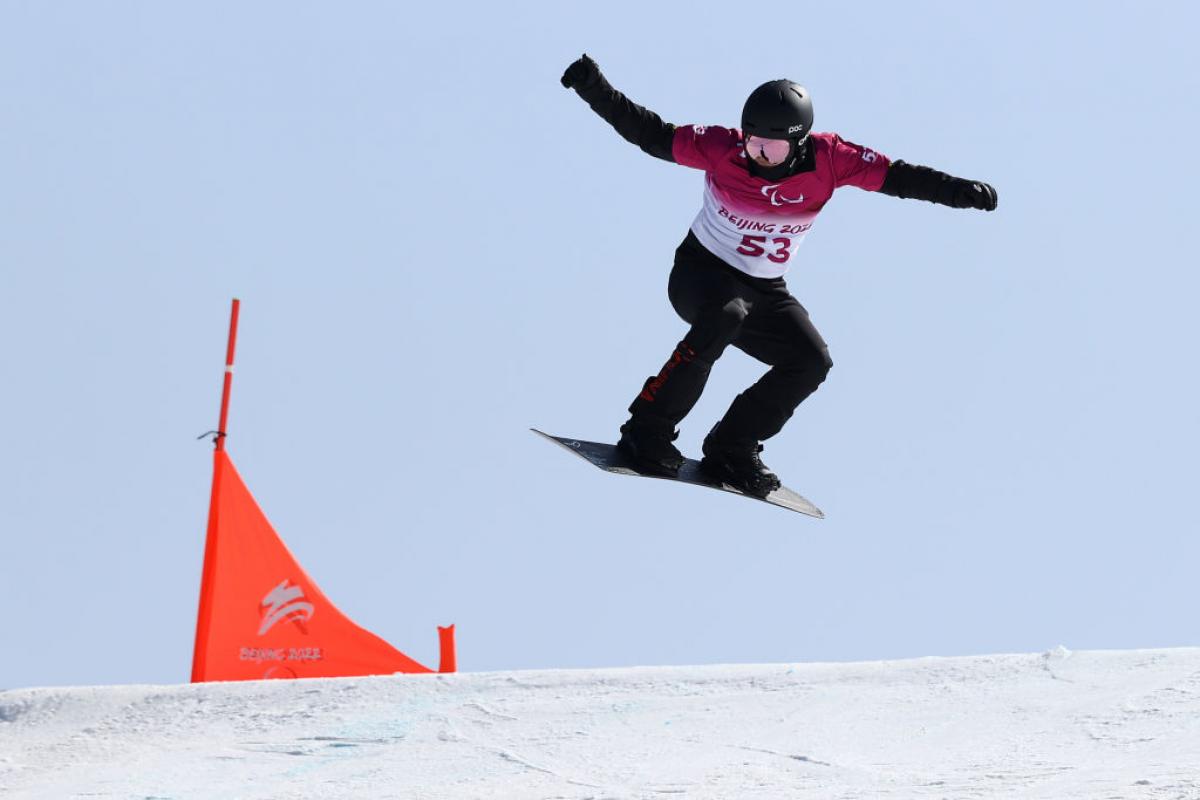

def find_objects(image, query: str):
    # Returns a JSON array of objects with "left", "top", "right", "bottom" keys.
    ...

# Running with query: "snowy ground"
[{"left": 3, "top": 648, "right": 1199, "bottom": 799}]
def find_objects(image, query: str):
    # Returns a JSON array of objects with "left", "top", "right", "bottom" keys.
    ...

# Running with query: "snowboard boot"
[
  {"left": 699, "top": 428, "right": 782, "bottom": 498},
  {"left": 617, "top": 418, "right": 685, "bottom": 478}
]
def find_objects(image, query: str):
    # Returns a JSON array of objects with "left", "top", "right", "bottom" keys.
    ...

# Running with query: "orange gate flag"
[{"left": 191, "top": 448, "right": 456, "bottom": 682}]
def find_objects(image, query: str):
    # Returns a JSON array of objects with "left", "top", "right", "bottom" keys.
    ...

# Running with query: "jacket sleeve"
[
  {"left": 878, "top": 161, "right": 964, "bottom": 205},
  {"left": 878, "top": 160, "right": 999, "bottom": 210},
  {"left": 569, "top": 72, "right": 677, "bottom": 163},
  {"left": 828, "top": 135, "right": 891, "bottom": 190}
]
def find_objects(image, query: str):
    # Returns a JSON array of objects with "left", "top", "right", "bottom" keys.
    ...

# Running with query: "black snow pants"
[{"left": 627, "top": 231, "right": 833, "bottom": 447}]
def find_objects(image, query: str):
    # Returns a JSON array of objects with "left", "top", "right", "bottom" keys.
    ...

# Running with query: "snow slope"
[{"left": 3, "top": 648, "right": 1199, "bottom": 799}]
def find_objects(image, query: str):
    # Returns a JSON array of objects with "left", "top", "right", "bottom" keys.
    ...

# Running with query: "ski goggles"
[{"left": 745, "top": 135, "right": 792, "bottom": 166}]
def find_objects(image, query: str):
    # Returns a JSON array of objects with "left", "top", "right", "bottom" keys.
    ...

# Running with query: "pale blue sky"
[{"left": 2, "top": 1, "right": 1197, "bottom": 689}]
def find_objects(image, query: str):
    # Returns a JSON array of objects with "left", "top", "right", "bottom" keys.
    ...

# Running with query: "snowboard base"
[{"left": 532, "top": 428, "right": 823, "bottom": 518}]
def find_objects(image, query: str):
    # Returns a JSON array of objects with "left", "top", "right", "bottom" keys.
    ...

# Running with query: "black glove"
[
  {"left": 560, "top": 53, "right": 603, "bottom": 91},
  {"left": 948, "top": 179, "right": 998, "bottom": 211}
]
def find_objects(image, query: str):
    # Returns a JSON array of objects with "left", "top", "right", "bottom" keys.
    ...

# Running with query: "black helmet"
[{"left": 741, "top": 80, "right": 813, "bottom": 142}]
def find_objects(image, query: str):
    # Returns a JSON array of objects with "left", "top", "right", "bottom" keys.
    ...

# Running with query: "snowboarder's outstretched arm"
[
  {"left": 560, "top": 54, "right": 676, "bottom": 163},
  {"left": 879, "top": 161, "right": 998, "bottom": 211}
]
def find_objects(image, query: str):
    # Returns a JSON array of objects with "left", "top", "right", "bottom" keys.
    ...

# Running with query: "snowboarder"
[{"left": 560, "top": 54, "right": 997, "bottom": 497}]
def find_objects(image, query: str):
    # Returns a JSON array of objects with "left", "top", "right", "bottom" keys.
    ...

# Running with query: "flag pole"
[
  {"left": 191, "top": 298, "right": 241, "bottom": 681},
  {"left": 215, "top": 298, "right": 241, "bottom": 451}
]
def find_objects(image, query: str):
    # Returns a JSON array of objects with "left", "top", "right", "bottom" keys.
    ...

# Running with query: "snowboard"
[{"left": 531, "top": 428, "right": 823, "bottom": 518}]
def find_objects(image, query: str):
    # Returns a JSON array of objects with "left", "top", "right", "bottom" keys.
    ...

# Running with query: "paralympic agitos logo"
[{"left": 761, "top": 184, "right": 804, "bottom": 207}]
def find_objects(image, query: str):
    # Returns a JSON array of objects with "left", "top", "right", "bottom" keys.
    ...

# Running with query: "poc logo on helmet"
[{"left": 788, "top": 124, "right": 806, "bottom": 135}]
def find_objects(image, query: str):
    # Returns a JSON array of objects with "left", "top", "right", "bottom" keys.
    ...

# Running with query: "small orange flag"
[{"left": 191, "top": 450, "right": 455, "bottom": 681}]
